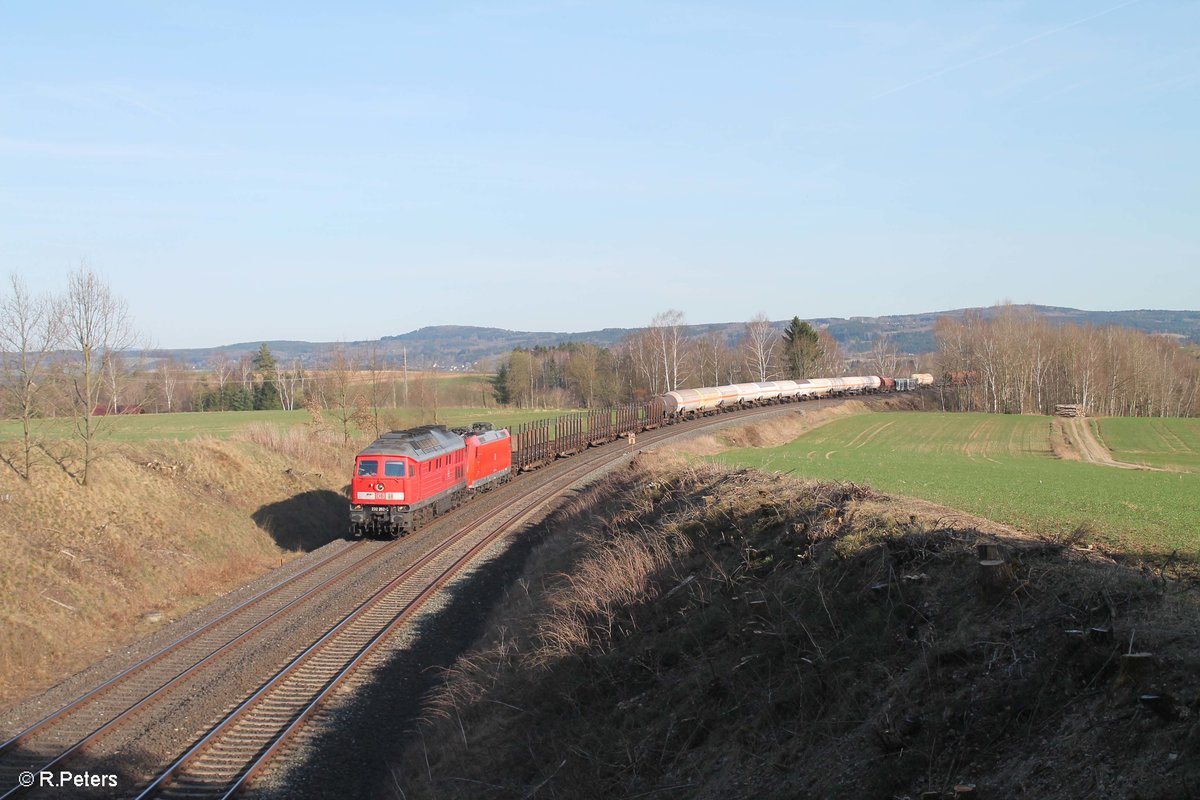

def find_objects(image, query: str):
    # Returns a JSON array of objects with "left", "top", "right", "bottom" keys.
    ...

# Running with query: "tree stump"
[
  {"left": 978, "top": 559, "right": 1012, "bottom": 599},
  {"left": 1139, "top": 693, "right": 1176, "bottom": 720},
  {"left": 1120, "top": 652, "right": 1155, "bottom": 684},
  {"left": 976, "top": 543, "right": 1007, "bottom": 561}
]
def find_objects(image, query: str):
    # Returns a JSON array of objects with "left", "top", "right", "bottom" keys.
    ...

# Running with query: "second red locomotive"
[{"left": 349, "top": 424, "right": 512, "bottom": 538}]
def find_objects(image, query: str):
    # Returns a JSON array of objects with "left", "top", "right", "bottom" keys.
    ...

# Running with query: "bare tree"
[
  {"left": 563, "top": 343, "right": 614, "bottom": 408},
  {"left": 411, "top": 369, "right": 441, "bottom": 424},
  {"left": 691, "top": 332, "right": 721, "bottom": 387},
  {"left": 156, "top": 356, "right": 180, "bottom": 412},
  {"left": 103, "top": 350, "right": 128, "bottom": 411},
  {"left": 869, "top": 334, "right": 900, "bottom": 378},
  {"left": 237, "top": 354, "right": 254, "bottom": 395},
  {"left": 742, "top": 313, "right": 778, "bottom": 381},
  {"left": 320, "top": 345, "right": 368, "bottom": 443},
  {"left": 815, "top": 331, "right": 845, "bottom": 377},
  {"left": 623, "top": 328, "right": 663, "bottom": 397},
  {"left": 0, "top": 274, "right": 63, "bottom": 478},
  {"left": 367, "top": 343, "right": 384, "bottom": 436},
  {"left": 649, "top": 309, "right": 687, "bottom": 392},
  {"left": 274, "top": 357, "right": 304, "bottom": 411},
  {"left": 210, "top": 352, "right": 232, "bottom": 410},
  {"left": 63, "top": 266, "right": 138, "bottom": 485},
  {"left": 502, "top": 350, "right": 537, "bottom": 408}
]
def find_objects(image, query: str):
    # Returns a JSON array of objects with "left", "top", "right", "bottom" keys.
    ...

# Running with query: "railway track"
[
  {"left": 0, "top": 398, "right": 854, "bottom": 799},
  {"left": 137, "top": 448, "right": 621, "bottom": 799},
  {"left": 0, "top": 539, "right": 405, "bottom": 800},
  {"left": 136, "top": 405, "right": 805, "bottom": 799}
]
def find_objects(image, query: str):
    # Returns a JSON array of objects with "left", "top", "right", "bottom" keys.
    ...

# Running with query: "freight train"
[{"left": 349, "top": 373, "right": 933, "bottom": 538}]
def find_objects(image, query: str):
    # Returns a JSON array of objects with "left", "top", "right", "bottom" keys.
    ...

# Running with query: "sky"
[{"left": 1, "top": 1, "right": 1197, "bottom": 348}]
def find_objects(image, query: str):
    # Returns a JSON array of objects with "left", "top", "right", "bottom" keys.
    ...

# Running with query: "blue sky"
[{"left": 1, "top": 1, "right": 1196, "bottom": 348}]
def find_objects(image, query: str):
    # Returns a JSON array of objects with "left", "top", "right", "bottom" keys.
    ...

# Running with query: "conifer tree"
[
  {"left": 782, "top": 317, "right": 821, "bottom": 378},
  {"left": 252, "top": 343, "right": 282, "bottom": 410}
]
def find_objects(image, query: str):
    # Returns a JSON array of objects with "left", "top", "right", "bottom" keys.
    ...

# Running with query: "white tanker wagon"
[
  {"left": 661, "top": 373, "right": 925, "bottom": 418},
  {"left": 774, "top": 380, "right": 819, "bottom": 400},
  {"left": 738, "top": 381, "right": 783, "bottom": 403},
  {"left": 661, "top": 385, "right": 741, "bottom": 415}
]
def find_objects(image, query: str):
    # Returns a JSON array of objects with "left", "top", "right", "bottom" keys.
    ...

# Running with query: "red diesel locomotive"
[{"left": 349, "top": 424, "right": 512, "bottom": 538}]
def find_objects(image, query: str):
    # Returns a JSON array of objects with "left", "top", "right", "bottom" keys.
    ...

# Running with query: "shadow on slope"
[
  {"left": 252, "top": 489, "right": 348, "bottom": 552},
  {"left": 247, "top": 496, "right": 565, "bottom": 799},
  {"left": 387, "top": 461, "right": 1200, "bottom": 800}
]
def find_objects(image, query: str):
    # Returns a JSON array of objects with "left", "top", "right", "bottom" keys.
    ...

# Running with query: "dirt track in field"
[{"left": 1054, "top": 416, "right": 1161, "bottom": 470}]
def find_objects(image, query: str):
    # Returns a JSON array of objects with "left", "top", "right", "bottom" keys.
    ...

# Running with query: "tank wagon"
[
  {"left": 350, "top": 373, "right": 930, "bottom": 537},
  {"left": 662, "top": 373, "right": 926, "bottom": 418}
]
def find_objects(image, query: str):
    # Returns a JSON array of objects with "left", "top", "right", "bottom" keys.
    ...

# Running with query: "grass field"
[
  {"left": 1093, "top": 417, "right": 1200, "bottom": 473},
  {"left": 0, "top": 406, "right": 574, "bottom": 443},
  {"left": 714, "top": 412, "right": 1199, "bottom": 554}
]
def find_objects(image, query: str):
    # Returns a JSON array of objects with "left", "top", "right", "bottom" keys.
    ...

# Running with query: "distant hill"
[
  {"left": 153, "top": 306, "right": 1200, "bottom": 369},
  {"left": 811, "top": 306, "right": 1200, "bottom": 355}
]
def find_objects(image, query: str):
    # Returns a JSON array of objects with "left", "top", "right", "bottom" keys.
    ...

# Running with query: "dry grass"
[
  {"left": 393, "top": 460, "right": 1200, "bottom": 800},
  {"left": 0, "top": 426, "right": 364, "bottom": 709},
  {"left": 239, "top": 422, "right": 352, "bottom": 473},
  {"left": 533, "top": 510, "right": 689, "bottom": 667}
]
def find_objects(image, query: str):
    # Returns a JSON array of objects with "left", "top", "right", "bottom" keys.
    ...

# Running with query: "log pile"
[{"left": 1055, "top": 404, "right": 1086, "bottom": 417}]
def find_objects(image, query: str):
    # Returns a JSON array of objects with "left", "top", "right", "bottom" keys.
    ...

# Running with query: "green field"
[
  {"left": 0, "top": 406, "right": 574, "bottom": 443},
  {"left": 1093, "top": 417, "right": 1200, "bottom": 473},
  {"left": 714, "top": 412, "right": 1199, "bottom": 554}
]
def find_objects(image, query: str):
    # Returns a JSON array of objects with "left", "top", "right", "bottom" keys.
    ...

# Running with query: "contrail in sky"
[{"left": 869, "top": 0, "right": 1144, "bottom": 101}]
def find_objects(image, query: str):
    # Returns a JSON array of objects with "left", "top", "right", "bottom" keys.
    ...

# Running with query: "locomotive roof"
[
  {"left": 470, "top": 428, "right": 510, "bottom": 445},
  {"left": 357, "top": 425, "right": 465, "bottom": 462}
]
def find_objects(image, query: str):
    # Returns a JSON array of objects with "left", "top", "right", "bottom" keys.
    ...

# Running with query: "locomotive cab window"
[
  {"left": 357, "top": 460, "right": 379, "bottom": 477},
  {"left": 384, "top": 461, "right": 405, "bottom": 478}
]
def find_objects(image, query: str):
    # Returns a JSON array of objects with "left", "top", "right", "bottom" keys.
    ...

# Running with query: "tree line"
[
  {"left": 492, "top": 311, "right": 855, "bottom": 408},
  {"left": 5, "top": 269, "right": 1194, "bottom": 489},
  {"left": 0, "top": 269, "right": 488, "bottom": 483},
  {"left": 934, "top": 306, "right": 1200, "bottom": 417}
]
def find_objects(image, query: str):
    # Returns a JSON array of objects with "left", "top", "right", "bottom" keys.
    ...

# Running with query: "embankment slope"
[
  {"left": 0, "top": 429, "right": 356, "bottom": 709},
  {"left": 393, "top": 458, "right": 1199, "bottom": 799}
]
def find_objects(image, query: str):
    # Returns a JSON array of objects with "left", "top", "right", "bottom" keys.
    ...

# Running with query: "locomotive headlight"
[{"left": 375, "top": 483, "right": 384, "bottom": 492}]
